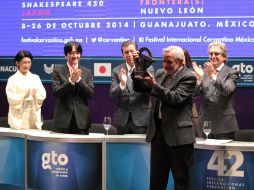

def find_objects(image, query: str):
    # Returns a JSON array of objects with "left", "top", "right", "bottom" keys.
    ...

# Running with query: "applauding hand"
[
  {"left": 70, "top": 66, "right": 82, "bottom": 83},
  {"left": 119, "top": 68, "right": 127, "bottom": 86},
  {"left": 192, "top": 62, "right": 204, "bottom": 80}
]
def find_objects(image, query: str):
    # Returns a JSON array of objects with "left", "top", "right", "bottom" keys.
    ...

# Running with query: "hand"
[
  {"left": 135, "top": 71, "right": 156, "bottom": 86},
  {"left": 132, "top": 50, "right": 140, "bottom": 60},
  {"left": 30, "top": 89, "right": 37, "bottom": 98},
  {"left": 129, "top": 50, "right": 140, "bottom": 65},
  {"left": 204, "top": 62, "right": 216, "bottom": 78},
  {"left": 24, "top": 89, "right": 31, "bottom": 99},
  {"left": 70, "top": 67, "right": 82, "bottom": 82},
  {"left": 192, "top": 62, "right": 204, "bottom": 80},
  {"left": 119, "top": 68, "right": 127, "bottom": 86}
]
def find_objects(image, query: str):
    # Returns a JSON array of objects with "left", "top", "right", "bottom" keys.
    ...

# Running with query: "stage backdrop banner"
[
  {"left": 0, "top": 57, "right": 253, "bottom": 86},
  {"left": 1, "top": 1, "right": 254, "bottom": 58},
  {"left": 191, "top": 149, "right": 254, "bottom": 190},
  {"left": 27, "top": 140, "right": 102, "bottom": 190}
]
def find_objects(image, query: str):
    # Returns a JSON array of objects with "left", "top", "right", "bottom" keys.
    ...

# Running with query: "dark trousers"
[
  {"left": 150, "top": 125, "right": 193, "bottom": 190},
  {"left": 53, "top": 114, "right": 89, "bottom": 135},
  {"left": 117, "top": 114, "right": 147, "bottom": 134}
]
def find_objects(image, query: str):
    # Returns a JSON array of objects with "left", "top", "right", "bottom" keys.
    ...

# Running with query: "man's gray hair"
[
  {"left": 208, "top": 42, "right": 228, "bottom": 61},
  {"left": 162, "top": 46, "right": 185, "bottom": 62}
]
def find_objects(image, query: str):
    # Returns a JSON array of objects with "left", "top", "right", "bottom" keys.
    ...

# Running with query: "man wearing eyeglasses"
[
  {"left": 192, "top": 42, "right": 239, "bottom": 140},
  {"left": 134, "top": 46, "right": 197, "bottom": 190}
]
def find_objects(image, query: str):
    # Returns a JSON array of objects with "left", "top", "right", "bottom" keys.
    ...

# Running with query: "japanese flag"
[{"left": 94, "top": 63, "right": 111, "bottom": 77}]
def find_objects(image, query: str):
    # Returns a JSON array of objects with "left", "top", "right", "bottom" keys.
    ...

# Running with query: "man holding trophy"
[{"left": 134, "top": 46, "right": 197, "bottom": 190}]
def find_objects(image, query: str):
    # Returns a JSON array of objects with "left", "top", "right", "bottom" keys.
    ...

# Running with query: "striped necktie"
[{"left": 127, "top": 67, "right": 134, "bottom": 90}]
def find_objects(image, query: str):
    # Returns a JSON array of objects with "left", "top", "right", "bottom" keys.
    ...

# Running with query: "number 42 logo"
[{"left": 207, "top": 151, "right": 244, "bottom": 177}]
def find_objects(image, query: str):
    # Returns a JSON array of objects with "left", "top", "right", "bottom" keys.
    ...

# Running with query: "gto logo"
[
  {"left": 42, "top": 151, "right": 68, "bottom": 170},
  {"left": 232, "top": 62, "right": 253, "bottom": 74}
]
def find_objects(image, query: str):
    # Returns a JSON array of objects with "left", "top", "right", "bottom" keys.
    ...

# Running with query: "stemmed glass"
[
  {"left": 203, "top": 121, "right": 211, "bottom": 140},
  {"left": 103, "top": 117, "right": 111, "bottom": 135}
]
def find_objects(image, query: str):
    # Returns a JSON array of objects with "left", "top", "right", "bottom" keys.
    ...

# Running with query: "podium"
[
  {"left": 26, "top": 131, "right": 102, "bottom": 190},
  {"left": 191, "top": 139, "right": 254, "bottom": 190},
  {"left": 0, "top": 128, "right": 174, "bottom": 190},
  {"left": 105, "top": 135, "right": 150, "bottom": 190},
  {"left": 0, "top": 129, "right": 25, "bottom": 190}
]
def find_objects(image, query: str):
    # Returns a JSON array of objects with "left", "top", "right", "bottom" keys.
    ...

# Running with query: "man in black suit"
[
  {"left": 135, "top": 46, "right": 197, "bottom": 190},
  {"left": 52, "top": 41, "right": 94, "bottom": 134},
  {"left": 110, "top": 40, "right": 154, "bottom": 134}
]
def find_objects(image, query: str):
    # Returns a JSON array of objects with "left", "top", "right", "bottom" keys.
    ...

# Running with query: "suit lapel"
[
  {"left": 62, "top": 64, "right": 70, "bottom": 81},
  {"left": 167, "top": 67, "right": 186, "bottom": 89},
  {"left": 202, "top": 74, "right": 215, "bottom": 98},
  {"left": 217, "top": 64, "right": 227, "bottom": 81},
  {"left": 158, "top": 72, "right": 168, "bottom": 85}
]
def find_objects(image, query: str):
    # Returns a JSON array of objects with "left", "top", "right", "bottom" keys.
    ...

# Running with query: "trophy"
[{"left": 134, "top": 47, "right": 155, "bottom": 77}]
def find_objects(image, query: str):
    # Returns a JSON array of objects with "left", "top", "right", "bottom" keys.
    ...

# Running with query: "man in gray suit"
[
  {"left": 52, "top": 41, "right": 94, "bottom": 134},
  {"left": 193, "top": 42, "right": 239, "bottom": 139},
  {"left": 110, "top": 40, "right": 154, "bottom": 134},
  {"left": 135, "top": 46, "right": 197, "bottom": 190}
]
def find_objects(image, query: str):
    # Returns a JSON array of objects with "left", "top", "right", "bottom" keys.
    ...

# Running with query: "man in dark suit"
[
  {"left": 135, "top": 46, "right": 197, "bottom": 190},
  {"left": 52, "top": 41, "right": 94, "bottom": 134},
  {"left": 192, "top": 42, "right": 239, "bottom": 139},
  {"left": 110, "top": 40, "right": 154, "bottom": 134}
]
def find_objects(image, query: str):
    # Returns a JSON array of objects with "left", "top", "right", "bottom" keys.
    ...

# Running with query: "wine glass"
[
  {"left": 203, "top": 121, "right": 211, "bottom": 140},
  {"left": 103, "top": 117, "right": 111, "bottom": 135}
]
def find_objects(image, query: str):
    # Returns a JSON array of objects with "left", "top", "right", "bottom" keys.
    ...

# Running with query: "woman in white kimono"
[{"left": 6, "top": 50, "right": 46, "bottom": 130}]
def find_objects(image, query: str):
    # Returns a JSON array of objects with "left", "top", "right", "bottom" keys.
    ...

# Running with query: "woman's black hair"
[{"left": 14, "top": 50, "right": 33, "bottom": 62}]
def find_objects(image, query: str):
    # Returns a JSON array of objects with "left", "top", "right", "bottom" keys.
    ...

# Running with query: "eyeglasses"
[
  {"left": 209, "top": 52, "right": 222, "bottom": 56},
  {"left": 163, "top": 59, "right": 175, "bottom": 65}
]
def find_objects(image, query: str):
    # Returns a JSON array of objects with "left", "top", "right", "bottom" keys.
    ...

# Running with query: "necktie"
[
  {"left": 128, "top": 67, "right": 134, "bottom": 76},
  {"left": 127, "top": 67, "right": 133, "bottom": 90}
]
